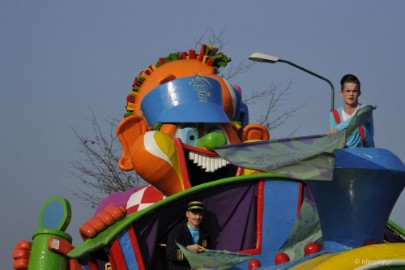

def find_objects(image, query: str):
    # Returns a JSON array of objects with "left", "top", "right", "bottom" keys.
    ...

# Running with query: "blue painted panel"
[
  {"left": 117, "top": 230, "right": 139, "bottom": 270},
  {"left": 258, "top": 180, "right": 301, "bottom": 266},
  {"left": 232, "top": 179, "right": 300, "bottom": 270},
  {"left": 229, "top": 180, "right": 301, "bottom": 269}
]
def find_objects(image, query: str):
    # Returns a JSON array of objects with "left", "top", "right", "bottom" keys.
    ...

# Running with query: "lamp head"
[{"left": 248, "top": 52, "right": 280, "bottom": 63}]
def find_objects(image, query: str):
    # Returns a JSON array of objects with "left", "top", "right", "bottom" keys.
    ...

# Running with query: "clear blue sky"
[{"left": 1, "top": 1, "right": 405, "bottom": 268}]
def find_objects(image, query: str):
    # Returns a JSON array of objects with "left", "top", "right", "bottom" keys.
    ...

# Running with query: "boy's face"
[
  {"left": 341, "top": 82, "right": 360, "bottom": 106},
  {"left": 186, "top": 210, "right": 204, "bottom": 228}
]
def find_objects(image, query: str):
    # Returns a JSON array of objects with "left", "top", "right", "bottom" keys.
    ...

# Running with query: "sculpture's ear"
[
  {"left": 242, "top": 124, "right": 270, "bottom": 142},
  {"left": 116, "top": 115, "right": 149, "bottom": 171}
]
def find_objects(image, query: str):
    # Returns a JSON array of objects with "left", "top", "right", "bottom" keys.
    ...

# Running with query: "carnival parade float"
[{"left": 12, "top": 45, "right": 405, "bottom": 270}]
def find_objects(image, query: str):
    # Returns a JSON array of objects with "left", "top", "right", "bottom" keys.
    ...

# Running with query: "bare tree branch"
[
  {"left": 194, "top": 27, "right": 253, "bottom": 80},
  {"left": 194, "top": 27, "right": 226, "bottom": 51},
  {"left": 69, "top": 111, "right": 144, "bottom": 208}
]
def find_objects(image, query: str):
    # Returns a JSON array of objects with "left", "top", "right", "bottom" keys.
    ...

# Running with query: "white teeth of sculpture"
[{"left": 188, "top": 152, "right": 229, "bottom": 173}]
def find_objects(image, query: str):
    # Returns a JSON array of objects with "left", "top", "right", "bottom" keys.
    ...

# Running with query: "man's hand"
[
  {"left": 187, "top": 244, "right": 206, "bottom": 253},
  {"left": 79, "top": 205, "right": 126, "bottom": 239},
  {"left": 327, "top": 128, "right": 338, "bottom": 136}
]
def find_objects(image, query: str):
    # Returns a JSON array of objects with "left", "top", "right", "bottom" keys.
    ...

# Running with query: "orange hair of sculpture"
[{"left": 125, "top": 45, "right": 234, "bottom": 125}]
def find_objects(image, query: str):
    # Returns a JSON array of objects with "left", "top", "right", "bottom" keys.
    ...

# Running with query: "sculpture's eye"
[
  {"left": 174, "top": 125, "right": 199, "bottom": 146},
  {"left": 206, "top": 127, "right": 225, "bottom": 136}
]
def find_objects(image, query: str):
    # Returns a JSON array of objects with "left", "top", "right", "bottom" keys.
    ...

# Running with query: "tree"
[
  {"left": 244, "top": 81, "right": 304, "bottom": 132},
  {"left": 70, "top": 31, "right": 302, "bottom": 207},
  {"left": 70, "top": 112, "right": 145, "bottom": 208}
]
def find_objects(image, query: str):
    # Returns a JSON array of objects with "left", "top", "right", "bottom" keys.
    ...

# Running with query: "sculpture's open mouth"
[{"left": 176, "top": 140, "right": 239, "bottom": 187}]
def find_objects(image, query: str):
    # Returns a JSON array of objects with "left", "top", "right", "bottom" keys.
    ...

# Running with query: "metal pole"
[{"left": 278, "top": 59, "right": 335, "bottom": 111}]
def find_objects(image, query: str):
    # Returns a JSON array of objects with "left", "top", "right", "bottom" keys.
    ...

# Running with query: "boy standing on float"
[{"left": 328, "top": 74, "right": 375, "bottom": 148}]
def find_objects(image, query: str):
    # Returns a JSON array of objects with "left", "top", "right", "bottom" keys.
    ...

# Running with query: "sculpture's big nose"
[{"left": 195, "top": 132, "right": 227, "bottom": 150}]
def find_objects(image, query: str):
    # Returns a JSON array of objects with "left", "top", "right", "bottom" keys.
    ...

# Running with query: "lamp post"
[{"left": 249, "top": 52, "right": 335, "bottom": 111}]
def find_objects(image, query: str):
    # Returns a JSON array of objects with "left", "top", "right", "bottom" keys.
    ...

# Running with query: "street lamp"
[{"left": 249, "top": 52, "right": 335, "bottom": 111}]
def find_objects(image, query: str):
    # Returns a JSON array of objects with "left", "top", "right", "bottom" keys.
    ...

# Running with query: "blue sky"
[{"left": 1, "top": 1, "right": 405, "bottom": 268}]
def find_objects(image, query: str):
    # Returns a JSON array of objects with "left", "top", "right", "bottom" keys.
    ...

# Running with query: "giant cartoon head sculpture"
[{"left": 117, "top": 45, "right": 269, "bottom": 196}]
